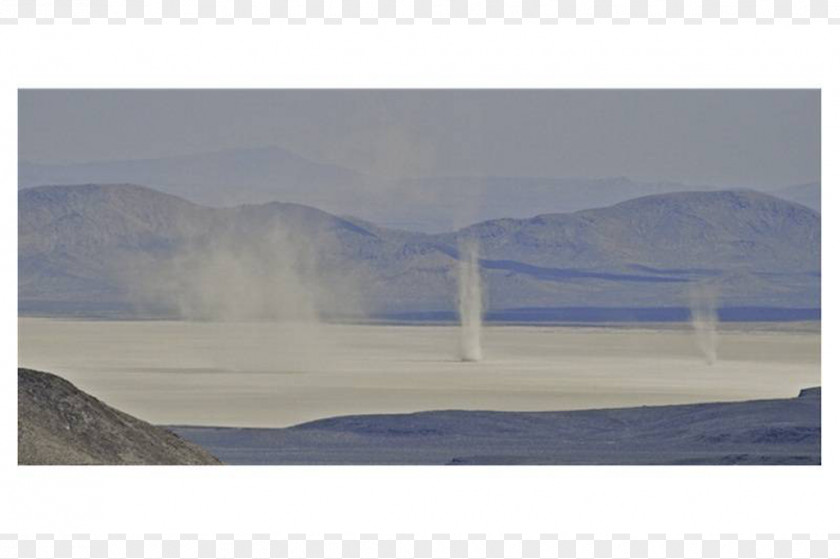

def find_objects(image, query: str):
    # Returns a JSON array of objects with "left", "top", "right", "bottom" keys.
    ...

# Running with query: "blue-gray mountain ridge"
[
  {"left": 171, "top": 387, "right": 821, "bottom": 465},
  {"left": 18, "top": 183, "right": 820, "bottom": 320},
  {"left": 19, "top": 147, "right": 820, "bottom": 232}
]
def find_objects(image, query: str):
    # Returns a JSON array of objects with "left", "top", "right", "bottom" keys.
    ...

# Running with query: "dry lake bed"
[{"left": 18, "top": 318, "right": 820, "bottom": 428}]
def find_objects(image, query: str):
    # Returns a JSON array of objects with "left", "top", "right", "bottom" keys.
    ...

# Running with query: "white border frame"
[{"left": 1, "top": 24, "right": 834, "bottom": 534}]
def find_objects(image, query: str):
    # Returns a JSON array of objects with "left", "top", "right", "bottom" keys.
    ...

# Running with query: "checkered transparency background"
[
  {"left": 2, "top": 534, "right": 840, "bottom": 558},
  {"left": 1, "top": 0, "right": 839, "bottom": 23}
]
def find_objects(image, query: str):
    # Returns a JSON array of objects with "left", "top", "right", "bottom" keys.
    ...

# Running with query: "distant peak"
[{"left": 19, "top": 182, "right": 199, "bottom": 205}]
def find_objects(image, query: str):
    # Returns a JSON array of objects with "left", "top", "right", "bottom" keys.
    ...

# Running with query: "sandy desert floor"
[{"left": 18, "top": 318, "right": 820, "bottom": 427}]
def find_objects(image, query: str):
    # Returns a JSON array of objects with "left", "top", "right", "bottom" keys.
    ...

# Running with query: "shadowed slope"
[
  {"left": 172, "top": 388, "right": 820, "bottom": 465},
  {"left": 18, "top": 368, "right": 220, "bottom": 465}
]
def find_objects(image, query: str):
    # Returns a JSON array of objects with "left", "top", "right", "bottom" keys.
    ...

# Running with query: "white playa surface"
[{"left": 18, "top": 318, "right": 820, "bottom": 428}]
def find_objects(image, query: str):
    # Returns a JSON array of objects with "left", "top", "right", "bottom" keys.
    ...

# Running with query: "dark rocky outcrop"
[{"left": 18, "top": 368, "right": 220, "bottom": 465}]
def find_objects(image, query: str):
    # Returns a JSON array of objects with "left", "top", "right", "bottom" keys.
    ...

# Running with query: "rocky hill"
[
  {"left": 18, "top": 368, "right": 220, "bottom": 465},
  {"left": 459, "top": 189, "right": 819, "bottom": 271},
  {"left": 772, "top": 182, "right": 820, "bottom": 212}
]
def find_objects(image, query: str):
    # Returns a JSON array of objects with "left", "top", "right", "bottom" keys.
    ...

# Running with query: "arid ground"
[{"left": 18, "top": 318, "right": 819, "bottom": 428}]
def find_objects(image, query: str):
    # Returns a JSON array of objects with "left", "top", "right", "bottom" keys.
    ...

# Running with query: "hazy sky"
[{"left": 19, "top": 89, "right": 819, "bottom": 189}]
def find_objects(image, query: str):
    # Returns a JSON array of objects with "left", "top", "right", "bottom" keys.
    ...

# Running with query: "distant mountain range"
[
  {"left": 19, "top": 147, "right": 820, "bottom": 232},
  {"left": 18, "top": 183, "right": 820, "bottom": 320}
]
